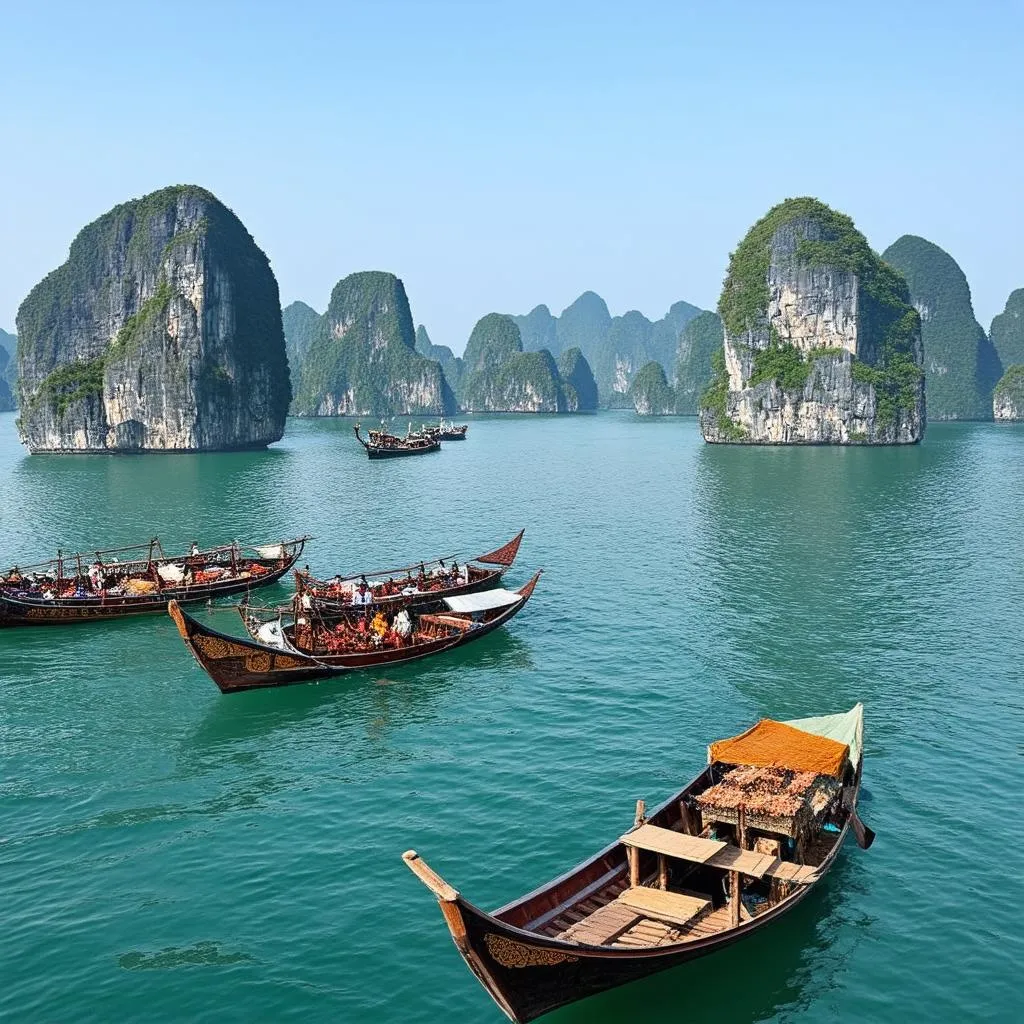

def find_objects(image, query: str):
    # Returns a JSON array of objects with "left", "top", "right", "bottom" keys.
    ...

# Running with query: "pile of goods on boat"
[
  {"left": 0, "top": 537, "right": 308, "bottom": 625},
  {"left": 403, "top": 705, "right": 872, "bottom": 1023},
  {"left": 353, "top": 419, "right": 468, "bottom": 458}
]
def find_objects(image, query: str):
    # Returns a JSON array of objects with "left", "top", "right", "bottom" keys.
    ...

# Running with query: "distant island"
[
  {"left": 0, "top": 329, "right": 15, "bottom": 412},
  {"left": 881, "top": 235, "right": 1002, "bottom": 420},
  {"left": 991, "top": 288, "right": 1024, "bottom": 420},
  {"left": 284, "top": 288, "right": 598, "bottom": 417},
  {"left": 700, "top": 197, "right": 925, "bottom": 445},
  {"left": 290, "top": 271, "right": 454, "bottom": 417},
  {"left": 15, "top": 184, "right": 290, "bottom": 452},
  {"left": 628, "top": 311, "right": 724, "bottom": 415},
  {"left": 457, "top": 314, "right": 597, "bottom": 413}
]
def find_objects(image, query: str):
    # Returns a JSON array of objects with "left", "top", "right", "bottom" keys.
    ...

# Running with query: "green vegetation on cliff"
[
  {"left": 700, "top": 350, "right": 747, "bottom": 440},
  {"left": 629, "top": 361, "right": 675, "bottom": 414},
  {"left": 711, "top": 197, "right": 922, "bottom": 427},
  {"left": 882, "top": 235, "right": 1001, "bottom": 420},
  {"left": 993, "top": 364, "right": 1024, "bottom": 420},
  {"left": 282, "top": 301, "right": 321, "bottom": 377},
  {"left": 0, "top": 347, "right": 13, "bottom": 411},
  {"left": 16, "top": 183, "right": 291, "bottom": 443},
  {"left": 0, "top": 330, "right": 16, "bottom": 409},
  {"left": 294, "top": 272, "right": 453, "bottom": 416},
  {"left": 990, "top": 289, "right": 1024, "bottom": 370},
  {"left": 675, "top": 311, "right": 723, "bottom": 413},
  {"left": 462, "top": 313, "right": 522, "bottom": 375}
]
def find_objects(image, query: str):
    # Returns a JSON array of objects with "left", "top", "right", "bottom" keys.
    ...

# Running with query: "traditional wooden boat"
[
  {"left": 168, "top": 570, "right": 542, "bottom": 693},
  {"left": 404, "top": 705, "right": 871, "bottom": 1022},
  {"left": 298, "top": 530, "right": 525, "bottom": 611},
  {"left": 422, "top": 420, "right": 469, "bottom": 441},
  {"left": 355, "top": 423, "right": 440, "bottom": 458},
  {"left": 0, "top": 536, "right": 309, "bottom": 626}
]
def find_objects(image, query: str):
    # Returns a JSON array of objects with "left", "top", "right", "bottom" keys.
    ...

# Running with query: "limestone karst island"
[{"left": 15, "top": 185, "right": 290, "bottom": 452}]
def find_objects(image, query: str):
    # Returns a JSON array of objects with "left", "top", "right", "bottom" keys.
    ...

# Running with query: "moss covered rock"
[
  {"left": 882, "top": 235, "right": 1001, "bottom": 420},
  {"left": 16, "top": 184, "right": 290, "bottom": 451},
  {"left": 701, "top": 197, "right": 924, "bottom": 445},
  {"left": 415, "top": 325, "right": 463, "bottom": 391}
]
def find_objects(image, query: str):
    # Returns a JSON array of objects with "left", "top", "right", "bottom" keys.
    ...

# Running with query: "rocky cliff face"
[
  {"left": 282, "top": 300, "right": 320, "bottom": 381},
  {"left": 629, "top": 361, "right": 676, "bottom": 415},
  {"left": 292, "top": 272, "right": 454, "bottom": 417},
  {"left": 990, "top": 288, "right": 1024, "bottom": 369},
  {"left": 557, "top": 347, "right": 598, "bottom": 411},
  {"left": 701, "top": 197, "right": 924, "bottom": 445},
  {"left": 415, "top": 325, "right": 463, "bottom": 390},
  {"left": 882, "top": 235, "right": 1001, "bottom": 420},
  {"left": 16, "top": 185, "right": 289, "bottom": 452},
  {"left": 993, "top": 365, "right": 1024, "bottom": 421},
  {"left": 675, "top": 312, "right": 723, "bottom": 414}
]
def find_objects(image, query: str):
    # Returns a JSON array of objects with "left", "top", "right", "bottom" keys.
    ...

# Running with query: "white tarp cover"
[
  {"left": 256, "top": 544, "right": 285, "bottom": 560},
  {"left": 784, "top": 704, "right": 863, "bottom": 768},
  {"left": 443, "top": 589, "right": 521, "bottom": 613},
  {"left": 157, "top": 563, "right": 185, "bottom": 583}
]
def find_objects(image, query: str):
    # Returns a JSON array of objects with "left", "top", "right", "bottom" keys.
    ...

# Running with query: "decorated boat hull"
[
  {"left": 404, "top": 708, "right": 867, "bottom": 1022},
  {"left": 169, "top": 570, "right": 542, "bottom": 693},
  {"left": 0, "top": 539, "right": 308, "bottom": 627}
]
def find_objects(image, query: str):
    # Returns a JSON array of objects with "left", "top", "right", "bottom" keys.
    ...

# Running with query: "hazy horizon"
[{"left": 2, "top": 1, "right": 1021, "bottom": 356}]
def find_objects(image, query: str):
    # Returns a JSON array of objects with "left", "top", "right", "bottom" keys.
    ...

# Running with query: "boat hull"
[
  {"left": 0, "top": 546, "right": 305, "bottom": 627},
  {"left": 409, "top": 740, "right": 863, "bottom": 1022},
  {"left": 170, "top": 570, "right": 541, "bottom": 693},
  {"left": 365, "top": 441, "right": 441, "bottom": 459}
]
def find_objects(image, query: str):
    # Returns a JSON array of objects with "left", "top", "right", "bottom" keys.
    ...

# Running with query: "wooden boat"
[
  {"left": 168, "top": 570, "right": 542, "bottom": 693},
  {"left": 298, "top": 530, "right": 525, "bottom": 611},
  {"left": 422, "top": 420, "right": 469, "bottom": 441},
  {"left": 404, "top": 705, "right": 871, "bottom": 1022},
  {"left": 0, "top": 537, "right": 309, "bottom": 626},
  {"left": 354, "top": 423, "right": 440, "bottom": 458}
]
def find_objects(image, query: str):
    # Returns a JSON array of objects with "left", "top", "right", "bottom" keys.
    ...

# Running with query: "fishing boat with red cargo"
[
  {"left": 299, "top": 530, "right": 525, "bottom": 611},
  {"left": 168, "top": 569, "right": 541, "bottom": 693},
  {"left": 0, "top": 536, "right": 309, "bottom": 626},
  {"left": 354, "top": 423, "right": 440, "bottom": 458},
  {"left": 403, "top": 704, "right": 871, "bottom": 1023}
]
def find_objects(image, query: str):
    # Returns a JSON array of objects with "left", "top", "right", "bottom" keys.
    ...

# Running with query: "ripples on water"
[{"left": 0, "top": 412, "right": 1022, "bottom": 1022}]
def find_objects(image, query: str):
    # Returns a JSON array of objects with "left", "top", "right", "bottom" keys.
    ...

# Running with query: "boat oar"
[{"left": 850, "top": 808, "right": 875, "bottom": 850}]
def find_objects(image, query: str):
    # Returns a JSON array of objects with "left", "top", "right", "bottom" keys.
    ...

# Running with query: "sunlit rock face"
[
  {"left": 16, "top": 185, "right": 289, "bottom": 452},
  {"left": 701, "top": 198, "right": 925, "bottom": 445}
]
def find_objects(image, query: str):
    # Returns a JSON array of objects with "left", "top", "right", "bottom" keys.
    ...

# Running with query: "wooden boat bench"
[{"left": 621, "top": 823, "right": 819, "bottom": 884}]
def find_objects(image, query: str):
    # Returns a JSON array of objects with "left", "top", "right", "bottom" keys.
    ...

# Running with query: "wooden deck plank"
[
  {"left": 620, "top": 824, "right": 726, "bottom": 862},
  {"left": 616, "top": 886, "right": 711, "bottom": 927},
  {"left": 557, "top": 902, "right": 642, "bottom": 946}
]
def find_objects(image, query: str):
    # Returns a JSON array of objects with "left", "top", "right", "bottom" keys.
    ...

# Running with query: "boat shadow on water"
[
  {"left": 181, "top": 629, "right": 536, "bottom": 754},
  {"left": 548, "top": 855, "right": 868, "bottom": 1024}
]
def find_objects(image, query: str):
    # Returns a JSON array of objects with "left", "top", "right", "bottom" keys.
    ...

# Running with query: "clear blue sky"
[{"left": 1, "top": 0, "right": 1021, "bottom": 353}]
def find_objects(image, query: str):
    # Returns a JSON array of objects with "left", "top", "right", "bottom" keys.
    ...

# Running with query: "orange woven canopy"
[{"left": 708, "top": 719, "right": 849, "bottom": 778}]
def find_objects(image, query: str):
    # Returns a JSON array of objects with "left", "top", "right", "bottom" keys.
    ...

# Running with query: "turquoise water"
[{"left": 1, "top": 410, "right": 1022, "bottom": 1023}]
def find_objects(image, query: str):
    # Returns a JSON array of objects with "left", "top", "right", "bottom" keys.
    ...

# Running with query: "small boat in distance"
[
  {"left": 422, "top": 419, "right": 468, "bottom": 441},
  {"left": 0, "top": 536, "right": 309, "bottom": 626},
  {"left": 298, "top": 530, "right": 525, "bottom": 610},
  {"left": 404, "top": 705, "right": 870, "bottom": 1023},
  {"left": 168, "top": 570, "right": 542, "bottom": 693},
  {"left": 354, "top": 423, "right": 440, "bottom": 458}
]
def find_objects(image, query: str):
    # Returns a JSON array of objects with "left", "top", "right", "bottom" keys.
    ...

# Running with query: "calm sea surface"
[{"left": 1, "top": 411, "right": 1021, "bottom": 1023}]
